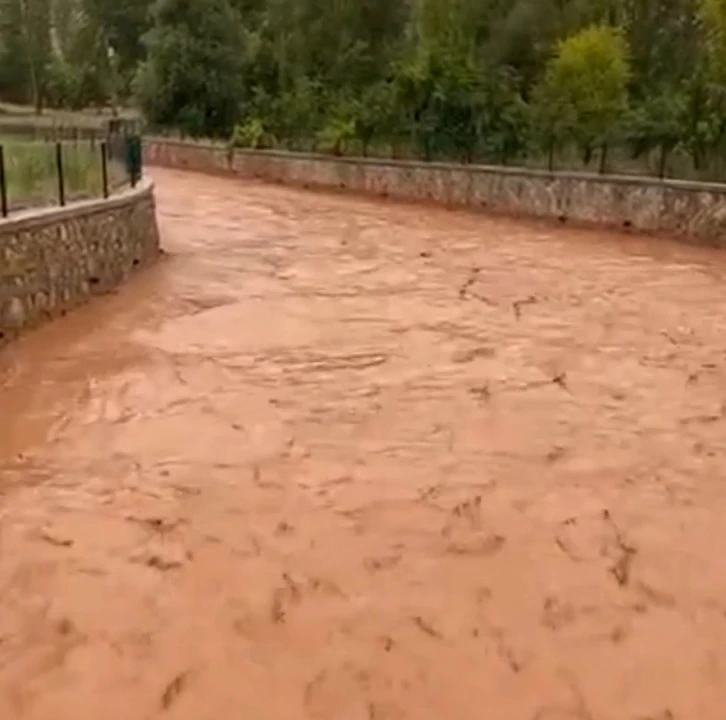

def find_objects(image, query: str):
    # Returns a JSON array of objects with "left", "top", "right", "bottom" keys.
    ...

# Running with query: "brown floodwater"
[{"left": 1, "top": 167, "right": 726, "bottom": 719}]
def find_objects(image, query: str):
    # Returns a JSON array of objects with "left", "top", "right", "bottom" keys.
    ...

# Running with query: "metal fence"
[
  {"left": 0, "top": 133, "right": 143, "bottom": 219},
  {"left": 225, "top": 130, "right": 726, "bottom": 184}
]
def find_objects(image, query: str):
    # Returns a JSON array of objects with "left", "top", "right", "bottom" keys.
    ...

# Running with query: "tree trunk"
[
  {"left": 658, "top": 145, "right": 668, "bottom": 179},
  {"left": 692, "top": 146, "right": 703, "bottom": 171},
  {"left": 423, "top": 135, "right": 432, "bottom": 162},
  {"left": 34, "top": 87, "right": 44, "bottom": 115},
  {"left": 599, "top": 143, "right": 608, "bottom": 174},
  {"left": 582, "top": 145, "right": 593, "bottom": 167},
  {"left": 17, "top": 0, "right": 41, "bottom": 114}
]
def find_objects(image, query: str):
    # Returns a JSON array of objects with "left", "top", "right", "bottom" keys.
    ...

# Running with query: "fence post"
[
  {"left": 126, "top": 135, "right": 142, "bottom": 188},
  {"left": 100, "top": 141, "right": 109, "bottom": 199},
  {"left": 56, "top": 142, "right": 65, "bottom": 207},
  {"left": 131, "top": 136, "right": 138, "bottom": 187},
  {"left": 137, "top": 135, "right": 143, "bottom": 183},
  {"left": 0, "top": 145, "right": 7, "bottom": 218}
]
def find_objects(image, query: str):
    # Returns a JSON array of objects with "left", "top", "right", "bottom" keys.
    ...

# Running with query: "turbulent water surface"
[{"left": 1, "top": 167, "right": 725, "bottom": 719}]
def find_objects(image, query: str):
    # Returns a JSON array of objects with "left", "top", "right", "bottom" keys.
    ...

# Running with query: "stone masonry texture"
[
  {"left": 144, "top": 138, "right": 726, "bottom": 246},
  {"left": 0, "top": 182, "right": 160, "bottom": 345}
]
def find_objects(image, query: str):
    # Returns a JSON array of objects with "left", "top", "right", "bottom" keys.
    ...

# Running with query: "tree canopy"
[
  {"left": 4, "top": 0, "right": 726, "bottom": 177},
  {"left": 135, "top": 0, "right": 245, "bottom": 137},
  {"left": 535, "top": 26, "right": 630, "bottom": 167}
]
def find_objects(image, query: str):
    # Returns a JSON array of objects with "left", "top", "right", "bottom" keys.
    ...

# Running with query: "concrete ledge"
[
  {"left": 145, "top": 137, "right": 726, "bottom": 246},
  {"left": 0, "top": 180, "right": 156, "bottom": 233},
  {"left": 0, "top": 179, "right": 161, "bottom": 344}
]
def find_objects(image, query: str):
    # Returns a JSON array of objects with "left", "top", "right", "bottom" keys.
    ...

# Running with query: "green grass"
[
  {"left": 0, "top": 101, "right": 140, "bottom": 130},
  {"left": 1, "top": 138, "right": 128, "bottom": 212}
]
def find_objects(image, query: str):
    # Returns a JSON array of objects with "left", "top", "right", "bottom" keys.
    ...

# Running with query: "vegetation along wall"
[
  {"left": 0, "top": 182, "right": 160, "bottom": 345},
  {"left": 145, "top": 139, "right": 726, "bottom": 246}
]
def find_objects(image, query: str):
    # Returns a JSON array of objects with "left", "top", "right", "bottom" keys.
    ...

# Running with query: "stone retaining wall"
[
  {"left": 0, "top": 181, "right": 160, "bottom": 345},
  {"left": 145, "top": 138, "right": 726, "bottom": 246}
]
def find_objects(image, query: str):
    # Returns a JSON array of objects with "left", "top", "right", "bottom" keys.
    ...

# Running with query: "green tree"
[
  {"left": 701, "top": 0, "right": 726, "bottom": 84},
  {"left": 627, "top": 91, "right": 687, "bottom": 177},
  {"left": 46, "top": 0, "right": 116, "bottom": 109},
  {"left": 698, "top": 0, "right": 726, "bottom": 164},
  {"left": 0, "top": 0, "right": 53, "bottom": 111},
  {"left": 535, "top": 25, "right": 631, "bottom": 169},
  {"left": 351, "top": 81, "right": 398, "bottom": 156},
  {"left": 91, "top": 0, "right": 152, "bottom": 94},
  {"left": 478, "top": 68, "right": 529, "bottom": 164},
  {"left": 627, "top": 0, "right": 699, "bottom": 94},
  {"left": 135, "top": 0, "right": 245, "bottom": 137},
  {"left": 392, "top": 0, "right": 487, "bottom": 161}
]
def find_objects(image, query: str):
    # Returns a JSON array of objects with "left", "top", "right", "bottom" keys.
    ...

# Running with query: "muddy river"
[{"left": 1, "top": 168, "right": 726, "bottom": 719}]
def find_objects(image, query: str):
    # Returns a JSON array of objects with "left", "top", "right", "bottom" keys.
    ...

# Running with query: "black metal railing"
[{"left": 0, "top": 133, "right": 143, "bottom": 219}]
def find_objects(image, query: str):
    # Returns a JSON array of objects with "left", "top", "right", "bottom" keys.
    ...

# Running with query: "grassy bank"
[{"left": 1, "top": 138, "right": 127, "bottom": 212}]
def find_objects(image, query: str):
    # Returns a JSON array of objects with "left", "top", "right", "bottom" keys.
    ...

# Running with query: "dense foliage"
[{"left": 4, "top": 0, "right": 726, "bottom": 176}]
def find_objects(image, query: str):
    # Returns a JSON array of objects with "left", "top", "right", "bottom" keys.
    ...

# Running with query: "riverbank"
[{"left": 145, "top": 138, "right": 726, "bottom": 247}]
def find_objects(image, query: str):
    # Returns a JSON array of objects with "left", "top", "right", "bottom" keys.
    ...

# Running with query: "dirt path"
[{"left": 2, "top": 168, "right": 726, "bottom": 719}]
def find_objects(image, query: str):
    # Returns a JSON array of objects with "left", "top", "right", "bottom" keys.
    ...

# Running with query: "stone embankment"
[
  {"left": 0, "top": 182, "right": 160, "bottom": 344},
  {"left": 145, "top": 138, "right": 726, "bottom": 246}
]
